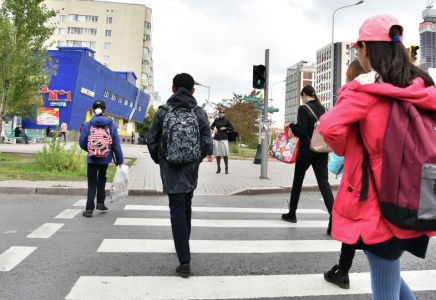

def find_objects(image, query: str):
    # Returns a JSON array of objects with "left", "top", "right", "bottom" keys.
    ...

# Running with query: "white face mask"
[{"left": 95, "top": 108, "right": 103, "bottom": 115}]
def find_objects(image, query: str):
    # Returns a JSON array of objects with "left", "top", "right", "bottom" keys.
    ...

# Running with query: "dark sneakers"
[
  {"left": 324, "top": 265, "right": 350, "bottom": 289},
  {"left": 96, "top": 204, "right": 108, "bottom": 210},
  {"left": 176, "top": 263, "right": 191, "bottom": 278},
  {"left": 281, "top": 210, "right": 297, "bottom": 223},
  {"left": 225, "top": 168, "right": 229, "bottom": 174},
  {"left": 82, "top": 210, "right": 93, "bottom": 217}
]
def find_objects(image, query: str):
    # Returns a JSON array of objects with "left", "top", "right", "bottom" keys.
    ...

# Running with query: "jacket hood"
[
  {"left": 166, "top": 87, "right": 197, "bottom": 108},
  {"left": 347, "top": 71, "right": 436, "bottom": 110},
  {"left": 90, "top": 115, "right": 113, "bottom": 127}
]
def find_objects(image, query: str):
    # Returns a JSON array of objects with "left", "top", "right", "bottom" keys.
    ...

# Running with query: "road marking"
[
  {"left": 114, "top": 218, "right": 328, "bottom": 228},
  {"left": 27, "top": 223, "right": 64, "bottom": 238},
  {"left": 97, "top": 239, "right": 341, "bottom": 253},
  {"left": 54, "top": 209, "right": 82, "bottom": 219},
  {"left": 65, "top": 270, "right": 436, "bottom": 299},
  {"left": 124, "top": 205, "right": 327, "bottom": 214},
  {"left": 72, "top": 199, "right": 86, "bottom": 206},
  {"left": 0, "top": 246, "right": 37, "bottom": 272}
]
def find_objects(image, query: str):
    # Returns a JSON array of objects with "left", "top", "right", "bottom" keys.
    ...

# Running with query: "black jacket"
[
  {"left": 290, "top": 100, "right": 327, "bottom": 156},
  {"left": 210, "top": 117, "right": 234, "bottom": 140},
  {"left": 147, "top": 88, "right": 214, "bottom": 194},
  {"left": 14, "top": 127, "right": 22, "bottom": 137}
]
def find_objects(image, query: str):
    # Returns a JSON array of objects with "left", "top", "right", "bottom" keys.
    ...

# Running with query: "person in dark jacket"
[
  {"left": 14, "top": 125, "right": 29, "bottom": 144},
  {"left": 281, "top": 85, "right": 334, "bottom": 235},
  {"left": 79, "top": 100, "right": 124, "bottom": 218},
  {"left": 46, "top": 126, "right": 53, "bottom": 138},
  {"left": 210, "top": 110, "right": 234, "bottom": 174},
  {"left": 147, "top": 73, "right": 213, "bottom": 278}
]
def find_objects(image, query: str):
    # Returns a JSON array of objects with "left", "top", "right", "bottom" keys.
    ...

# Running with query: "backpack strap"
[
  {"left": 302, "top": 104, "right": 319, "bottom": 121},
  {"left": 359, "top": 127, "right": 378, "bottom": 201}
]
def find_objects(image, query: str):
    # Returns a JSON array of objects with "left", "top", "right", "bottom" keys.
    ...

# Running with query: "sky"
[{"left": 98, "top": 0, "right": 430, "bottom": 128}]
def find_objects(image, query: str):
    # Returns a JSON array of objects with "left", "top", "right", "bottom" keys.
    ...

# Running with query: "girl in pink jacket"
[{"left": 318, "top": 15, "right": 436, "bottom": 299}]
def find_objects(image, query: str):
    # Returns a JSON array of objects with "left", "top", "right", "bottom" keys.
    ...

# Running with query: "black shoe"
[
  {"left": 324, "top": 265, "right": 350, "bottom": 289},
  {"left": 216, "top": 167, "right": 221, "bottom": 174},
  {"left": 281, "top": 210, "right": 297, "bottom": 223},
  {"left": 176, "top": 263, "right": 190, "bottom": 278},
  {"left": 327, "top": 216, "right": 332, "bottom": 235},
  {"left": 225, "top": 168, "right": 229, "bottom": 174},
  {"left": 96, "top": 204, "right": 108, "bottom": 210},
  {"left": 82, "top": 210, "right": 93, "bottom": 217}
]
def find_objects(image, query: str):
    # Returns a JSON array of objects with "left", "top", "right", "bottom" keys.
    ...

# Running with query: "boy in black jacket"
[{"left": 147, "top": 73, "right": 213, "bottom": 277}]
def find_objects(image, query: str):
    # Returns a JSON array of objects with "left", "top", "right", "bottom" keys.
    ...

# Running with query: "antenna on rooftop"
[{"left": 427, "top": 0, "right": 434, "bottom": 9}]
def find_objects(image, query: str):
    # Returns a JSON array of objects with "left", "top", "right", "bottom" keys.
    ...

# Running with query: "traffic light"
[
  {"left": 253, "top": 65, "right": 266, "bottom": 89},
  {"left": 409, "top": 45, "right": 419, "bottom": 64}
]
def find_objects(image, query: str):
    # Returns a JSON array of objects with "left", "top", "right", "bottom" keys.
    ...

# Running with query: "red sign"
[{"left": 40, "top": 85, "right": 71, "bottom": 102}]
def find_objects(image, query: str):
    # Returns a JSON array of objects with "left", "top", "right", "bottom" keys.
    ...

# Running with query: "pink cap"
[{"left": 350, "top": 14, "right": 403, "bottom": 49}]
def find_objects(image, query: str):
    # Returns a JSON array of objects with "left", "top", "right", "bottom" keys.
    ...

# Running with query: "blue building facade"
[{"left": 22, "top": 47, "right": 149, "bottom": 140}]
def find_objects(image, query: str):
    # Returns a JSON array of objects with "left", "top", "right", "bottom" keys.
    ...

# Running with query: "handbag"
[
  {"left": 269, "top": 126, "right": 299, "bottom": 164},
  {"left": 228, "top": 131, "right": 239, "bottom": 142},
  {"left": 302, "top": 104, "right": 332, "bottom": 153}
]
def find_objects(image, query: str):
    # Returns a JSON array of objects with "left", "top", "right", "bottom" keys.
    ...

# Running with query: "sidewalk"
[{"left": 0, "top": 142, "right": 338, "bottom": 195}]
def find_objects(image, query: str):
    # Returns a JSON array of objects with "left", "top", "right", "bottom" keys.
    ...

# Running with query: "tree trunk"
[
  {"left": 0, "top": 92, "right": 7, "bottom": 137},
  {"left": 239, "top": 133, "right": 242, "bottom": 155}
]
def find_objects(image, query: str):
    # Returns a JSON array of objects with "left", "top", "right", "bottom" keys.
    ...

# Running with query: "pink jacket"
[{"left": 318, "top": 71, "right": 436, "bottom": 245}]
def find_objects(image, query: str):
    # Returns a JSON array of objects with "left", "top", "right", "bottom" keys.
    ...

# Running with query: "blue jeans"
[
  {"left": 19, "top": 133, "right": 29, "bottom": 144},
  {"left": 61, "top": 132, "right": 66, "bottom": 142},
  {"left": 366, "top": 251, "right": 416, "bottom": 300}
]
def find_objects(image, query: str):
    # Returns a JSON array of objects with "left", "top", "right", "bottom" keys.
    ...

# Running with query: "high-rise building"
[
  {"left": 316, "top": 42, "right": 357, "bottom": 109},
  {"left": 284, "top": 60, "right": 316, "bottom": 124},
  {"left": 420, "top": 6, "right": 436, "bottom": 70},
  {"left": 44, "top": 0, "right": 155, "bottom": 101}
]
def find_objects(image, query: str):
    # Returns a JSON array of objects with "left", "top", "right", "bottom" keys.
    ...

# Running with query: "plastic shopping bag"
[
  {"left": 269, "top": 126, "right": 299, "bottom": 164},
  {"left": 109, "top": 164, "right": 129, "bottom": 203}
]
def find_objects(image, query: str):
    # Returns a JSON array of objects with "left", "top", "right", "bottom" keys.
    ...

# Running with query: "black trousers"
[
  {"left": 339, "top": 243, "right": 356, "bottom": 271},
  {"left": 289, "top": 153, "right": 334, "bottom": 213},
  {"left": 168, "top": 192, "right": 193, "bottom": 264},
  {"left": 86, "top": 163, "right": 108, "bottom": 211}
]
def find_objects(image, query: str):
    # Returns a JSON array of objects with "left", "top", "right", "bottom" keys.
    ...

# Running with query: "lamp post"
[
  {"left": 331, "top": 0, "right": 363, "bottom": 107},
  {"left": 194, "top": 81, "right": 211, "bottom": 114}
]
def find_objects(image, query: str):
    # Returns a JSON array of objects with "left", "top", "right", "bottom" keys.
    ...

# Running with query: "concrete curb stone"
[{"left": 0, "top": 187, "right": 36, "bottom": 194}]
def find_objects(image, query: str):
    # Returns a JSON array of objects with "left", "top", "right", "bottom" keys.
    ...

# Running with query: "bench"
[
  {"left": 3, "top": 128, "right": 26, "bottom": 144},
  {"left": 26, "top": 129, "right": 44, "bottom": 143}
]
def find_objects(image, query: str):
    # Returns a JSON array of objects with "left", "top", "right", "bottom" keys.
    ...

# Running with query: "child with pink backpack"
[{"left": 79, "top": 100, "right": 124, "bottom": 217}]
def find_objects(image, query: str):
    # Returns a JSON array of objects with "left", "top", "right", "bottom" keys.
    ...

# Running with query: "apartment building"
[
  {"left": 284, "top": 60, "right": 316, "bottom": 124},
  {"left": 45, "top": 0, "right": 155, "bottom": 101},
  {"left": 316, "top": 42, "right": 357, "bottom": 109},
  {"left": 420, "top": 6, "right": 436, "bottom": 70}
]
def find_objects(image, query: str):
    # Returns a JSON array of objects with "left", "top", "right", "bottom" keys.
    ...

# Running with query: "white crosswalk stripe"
[
  {"left": 27, "top": 223, "right": 64, "bottom": 239},
  {"left": 97, "top": 239, "right": 342, "bottom": 253},
  {"left": 0, "top": 246, "right": 37, "bottom": 272},
  {"left": 114, "top": 218, "right": 328, "bottom": 228},
  {"left": 55, "top": 209, "right": 82, "bottom": 219},
  {"left": 72, "top": 199, "right": 86, "bottom": 207}
]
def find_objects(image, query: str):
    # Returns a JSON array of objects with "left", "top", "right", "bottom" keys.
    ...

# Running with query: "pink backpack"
[
  {"left": 87, "top": 124, "right": 112, "bottom": 158},
  {"left": 361, "top": 100, "right": 436, "bottom": 231}
]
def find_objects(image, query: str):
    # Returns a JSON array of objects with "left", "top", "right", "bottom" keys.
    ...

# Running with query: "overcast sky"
[{"left": 98, "top": 0, "right": 429, "bottom": 127}]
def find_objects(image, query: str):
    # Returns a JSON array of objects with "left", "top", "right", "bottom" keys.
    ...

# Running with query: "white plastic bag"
[{"left": 109, "top": 164, "right": 129, "bottom": 203}]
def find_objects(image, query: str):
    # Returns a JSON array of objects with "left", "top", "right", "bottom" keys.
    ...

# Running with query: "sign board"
[
  {"left": 253, "top": 103, "right": 263, "bottom": 109},
  {"left": 268, "top": 108, "right": 279, "bottom": 113},
  {"left": 81, "top": 87, "right": 95, "bottom": 98},
  {"left": 37, "top": 108, "right": 59, "bottom": 125},
  {"left": 243, "top": 96, "right": 261, "bottom": 102},
  {"left": 50, "top": 102, "right": 66, "bottom": 107}
]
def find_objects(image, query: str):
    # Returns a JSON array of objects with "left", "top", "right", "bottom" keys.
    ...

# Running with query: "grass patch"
[
  {"left": 0, "top": 153, "right": 137, "bottom": 182},
  {"left": 229, "top": 143, "right": 257, "bottom": 158}
]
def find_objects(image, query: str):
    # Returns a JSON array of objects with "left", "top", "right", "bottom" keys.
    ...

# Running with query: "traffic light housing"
[
  {"left": 253, "top": 65, "right": 266, "bottom": 89},
  {"left": 409, "top": 45, "right": 419, "bottom": 64}
]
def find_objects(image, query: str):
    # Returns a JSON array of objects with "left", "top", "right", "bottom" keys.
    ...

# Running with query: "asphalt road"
[{"left": 0, "top": 192, "right": 435, "bottom": 300}]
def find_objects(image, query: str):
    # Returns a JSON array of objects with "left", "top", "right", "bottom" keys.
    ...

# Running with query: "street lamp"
[
  {"left": 194, "top": 81, "right": 211, "bottom": 114},
  {"left": 331, "top": 0, "right": 364, "bottom": 106}
]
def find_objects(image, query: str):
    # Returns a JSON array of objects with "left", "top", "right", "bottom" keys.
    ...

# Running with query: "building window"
[
  {"left": 129, "top": 101, "right": 134, "bottom": 108},
  {"left": 118, "top": 96, "right": 124, "bottom": 104},
  {"left": 103, "top": 90, "right": 110, "bottom": 98},
  {"left": 105, "top": 30, "right": 112, "bottom": 37},
  {"left": 142, "top": 60, "right": 149, "bottom": 67},
  {"left": 104, "top": 43, "right": 111, "bottom": 50},
  {"left": 67, "top": 40, "right": 96, "bottom": 49},
  {"left": 144, "top": 22, "right": 151, "bottom": 29},
  {"left": 124, "top": 99, "right": 129, "bottom": 106},
  {"left": 111, "top": 93, "right": 117, "bottom": 101},
  {"left": 106, "top": 17, "right": 112, "bottom": 24},
  {"left": 103, "top": 56, "right": 110, "bottom": 64},
  {"left": 138, "top": 106, "right": 143, "bottom": 112},
  {"left": 141, "top": 73, "right": 148, "bottom": 80},
  {"left": 68, "top": 14, "right": 98, "bottom": 23},
  {"left": 68, "top": 27, "right": 97, "bottom": 35},
  {"left": 144, "top": 34, "right": 150, "bottom": 41},
  {"left": 60, "top": 15, "right": 66, "bottom": 22},
  {"left": 59, "top": 28, "right": 66, "bottom": 35},
  {"left": 141, "top": 85, "right": 147, "bottom": 91},
  {"left": 57, "top": 41, "right": 64, "bottom": 47},
  {"left": 143, "top": 47, "right": 149, "bottom": 55}
]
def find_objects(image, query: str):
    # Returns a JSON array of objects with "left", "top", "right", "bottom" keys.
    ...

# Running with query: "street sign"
[
  {"left": 253, "top": 103, "right": 263, "bottom": 109},
  {"left": 50, "top": 102, "right": 67, "bottom": 107},
  {"left": 268, "top": 108, "right": 279, "bottom": 113},
  {"left": 243, "top": 96, "right": 261, "bottom": 102}
]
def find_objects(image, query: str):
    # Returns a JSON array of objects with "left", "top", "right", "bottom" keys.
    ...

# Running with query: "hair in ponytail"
[
  {"left": 358, "top": 26, "right": 434, "bottom": 88},
  {"left": 301, "top": 85, "right": 324, "bottom": 109}
]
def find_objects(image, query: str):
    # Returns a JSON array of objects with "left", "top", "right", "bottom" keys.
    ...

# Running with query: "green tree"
[
  {"left": 0, "top": 0, "right": 57, "bottom": 135},
  {"left": 137, "top": 105, "right": 157, "bottom": 136}
]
